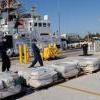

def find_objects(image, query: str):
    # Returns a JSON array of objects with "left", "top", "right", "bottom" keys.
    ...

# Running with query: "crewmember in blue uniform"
[{"left": 29, "top": 42, "right": 43, "bottom": 68}]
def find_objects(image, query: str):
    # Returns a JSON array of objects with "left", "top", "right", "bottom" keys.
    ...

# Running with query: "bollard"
[
  {"left": 18, "top": 44, "right": 30, "bottom": 64},
  {"left": 53, "top": 43, "right": 57, "bottom": 48},
  {"left": 18, "top": 45, "right": 23, "bottom": 64},
  {"left": 27, "top": 48, "right": 30, "bottom": 62},
  {"left": 23, "top": 44, "right": 27, "bottom": 64},
  {"left": 48, "top": 44, "right": 50, "bottom": 48}
]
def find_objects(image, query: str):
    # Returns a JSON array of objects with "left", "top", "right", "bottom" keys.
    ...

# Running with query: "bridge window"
[
  {"left": 38, "top": 23, "right": 42, "bottom": 27},
  {"left": 47, "top": 23, "right": 50, "bottom": 27},
  {"left": 40, "top": 33, "right": 49, "bottom": 35},
  {"left": 43, "top": 23, "right": 46, "bottom": 27},
  {"left": 34, "top": 23, "right": 37, "bottom": 27}
]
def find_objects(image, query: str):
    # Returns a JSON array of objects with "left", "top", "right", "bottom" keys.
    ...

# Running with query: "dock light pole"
[
  {"left": 57, "top": 0, "right": 62, "bottom": 48},
  {"left": 58, "top": 12, "right": 61, "bottom": 41}
]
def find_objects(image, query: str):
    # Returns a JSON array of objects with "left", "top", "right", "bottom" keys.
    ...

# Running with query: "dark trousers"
[
  {"left": 83, "top": 48, "right": 88, "bottom": 56},
  {"left": 2, "top": 62, "right": 10, "bottom": 72},
  {"left": 30, "top": 55, "right": 43, "bottom": 67}
]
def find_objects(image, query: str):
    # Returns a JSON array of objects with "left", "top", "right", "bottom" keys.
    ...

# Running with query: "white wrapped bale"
[
  {"left": 18, "top": 67, "right": 58, "bottom": 88},
  {"left": 0, "top": 81, "right": 3, "bottom": 90},
  {"left": 0, "top": 72, "right": 21, "bottom": 99},
  {"left": 52, "top": 62, "right": 79, "bottom": 78},
  {"left": 64, "top": 56, "right": 100, "bottom": 73},
  {"left": 78, "top": 57, "right": 100, "bottom": 73},
  {"left": 18, "top": 68, "right": 33, "bottom": 84},
  {"left": 0, "top": 85, "right": 21, "bottom": 99},
  {"left": 28, "top": 78, "right": 52, "bottom": 88},
  {"left": 0, "top": 72, "right": 18, "bottom": 88}
]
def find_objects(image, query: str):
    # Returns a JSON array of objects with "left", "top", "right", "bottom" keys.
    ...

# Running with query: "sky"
[{"left": 21, "top": 0, "right": 100, "bottom": 36}]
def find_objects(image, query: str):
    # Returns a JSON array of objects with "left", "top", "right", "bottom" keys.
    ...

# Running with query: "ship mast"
[
  {"left": 0, "top": 0, "right": 21, "bottom": 34},
  {"left": 0, "top": 0, "right": 21, "bottom": 11}
]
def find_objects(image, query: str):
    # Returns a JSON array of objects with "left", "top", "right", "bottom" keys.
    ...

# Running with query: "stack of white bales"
[
  {"left": 64, "top": 56, "right": 100, "bottom": 73},
  {"left": 0, "top": 72, "right": 21, "bottom": 99},
  {"left": 18, "top": 67, "right": 58, "bottom": 88},
  {"left": 52, "top": 60, "right": 79, "bottom": 78},
  {"left": 78, "top": 57, "right": 100, "bottom": 73}
]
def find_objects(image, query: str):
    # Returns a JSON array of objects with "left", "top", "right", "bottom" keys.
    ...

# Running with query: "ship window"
[
  {"left": 21, "top": 34, "right": 25, "bottom": 37},
  {"left": 40, "top": 33, "right": 49, "bottom": 35},
  {"left": 30, "top": 28, "right": 32, "bottom": 31},
  {"left": 38, "top": 23, "right": 42, "bottom": 27},
  {"left": 30, "top": 22, "right": 32, "bottom": 26},
  {"left": 34, "top": 23, "right": 37, "bottom": 26},
  {"left": 43, "top": 23, "right": 46, "bottom": 27},
  {"left": 47, "top": 23, "right": 50, "bottom": 27}
]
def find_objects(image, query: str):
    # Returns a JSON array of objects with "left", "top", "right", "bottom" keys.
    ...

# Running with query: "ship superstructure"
[{"left": 0, "top": 0, "right": 52, "bottom": 55}]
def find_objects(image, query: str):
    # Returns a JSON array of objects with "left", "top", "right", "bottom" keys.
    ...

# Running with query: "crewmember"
[
  {"left": 29, "top": 41, "right": 43, "bottom": 68},
  {"left": 82, "top": 42, "right": 88, "bottom": 56},
  {"left": 0, "top": 34, "right": 11, "bottom": 72},
  {"left": 1, "top": 49, "right": 11, "bottom": 72},
  {"left": 0, "top": 39, "right": 11, "bottom": 72}
]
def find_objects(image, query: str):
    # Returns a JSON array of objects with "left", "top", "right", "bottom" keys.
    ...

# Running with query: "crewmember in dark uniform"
[
  {"left": 29, "top": 42, "right": 43, "bottom": 68},
  {"left": 82, "top": 42, "right": 88, "bottom": 56},
  {"left": 1, "top": 49, "right": 11, "bottom": 72},
  {"left": 0, "top": 36, "right": 11, "bottom": 72}
]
